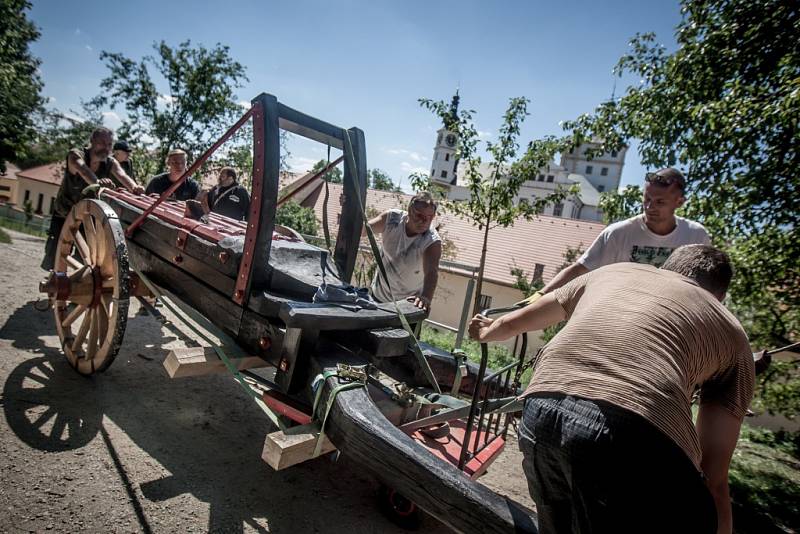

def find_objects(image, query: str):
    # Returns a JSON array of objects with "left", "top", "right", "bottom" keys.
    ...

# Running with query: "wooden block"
[
  {"left": 262, "top": 423, "right": 336, "bottom": 471},
  {"left": 163, "top": 347, "right": 268, "bottom": 378}
]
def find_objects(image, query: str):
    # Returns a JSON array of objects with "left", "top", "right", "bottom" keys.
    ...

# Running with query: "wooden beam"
[
  {"left": 334, "top": 127, "right": 367, "bottom": 283},
  {"left": 261, "top": 422, "right": 336, "bottom": 471},
  {"left": 163, "top": 346, "right": 269, "bottom": 378}
]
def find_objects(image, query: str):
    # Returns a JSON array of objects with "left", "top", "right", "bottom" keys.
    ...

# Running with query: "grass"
[
  {"left": 0, "top": 218, "right": 47, "bottom": 238},
  {"left": 0, "top": 227, "right": 10, "bottom": 244},
  {"left": 730, "top": 425, "right": 800, "bottom": 533}
]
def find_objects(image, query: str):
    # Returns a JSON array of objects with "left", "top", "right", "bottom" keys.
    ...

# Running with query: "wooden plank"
[
  {"left": 276, "top": 299, "right": 426, "bottom": 331},
  {"left": 163, "top": 346, "right": 269, "bottom": 378},
  {"left": 261, "top": 422, "right": 336, "bottom": 471},
  {"left": 277, "top": 102, "right": 345, "bottom": 150}
]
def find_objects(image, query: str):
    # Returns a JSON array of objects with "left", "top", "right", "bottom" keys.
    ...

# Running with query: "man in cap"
[{"left": 112, "top": 140, "right": 135, "bottom": 181}]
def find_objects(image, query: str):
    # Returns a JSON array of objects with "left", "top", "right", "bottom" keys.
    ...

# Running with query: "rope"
[{"left": 342, "top": 130, "right": 441, "bottom": 394}]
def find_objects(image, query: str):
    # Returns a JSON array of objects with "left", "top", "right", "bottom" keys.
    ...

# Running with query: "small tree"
[
  {"left": 275, "top": 201, "right": 318, "bottom": 236},
  {"left": 369, "top": 168, "right": 401, "bottom": 192},
  {"left": 599, "top": 185, "right": 642, "bottom": 224},
  {"left": 0, "top": 0, "right": 45, "bottom": 172},
  {"left": 91, "top": 40, "right": 248, "bottom": 174},
  {"left": 311, "top": 158, "right": 342, "bottom": 183},
  {"left": 413, "top": 95, "right": 577, "bottom": 315},
  {"left": 22, "top": 199, "right": 33, "bottom": 223}
]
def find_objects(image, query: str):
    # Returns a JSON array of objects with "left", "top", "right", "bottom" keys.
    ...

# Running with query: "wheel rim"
[{"left": 52, "top": 199, "right": 129, "bottom": 375}]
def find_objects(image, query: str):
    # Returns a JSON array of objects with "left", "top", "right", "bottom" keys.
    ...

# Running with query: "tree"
[
  {"left": 0, "top": 0, "right": 45, "bottom": 172},
  {"left": 561, "top": 0, "right": 798, "bottom": 413},
  {"left": 598, "top": 184, "right": 642, "bottom": 224},
  {"left": 413, "top": 95, "right": 576, "bottom": 315},
  {"left": 369, "top": 168, "right": 401, "bottom": 192},
  {"left": 311, "top": 158, "right": 342, "bottom": 183},
  {"left": 275, "top": 201, "right": 318, "bottom": 236},
  {"left": 91, "top": 40, "right": 248, "bottom": 174}
]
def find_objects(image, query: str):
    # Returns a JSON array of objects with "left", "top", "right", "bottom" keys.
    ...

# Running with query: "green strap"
[
  {"left": 342, "top": 130, "right": 441, "bottom": 394},
  {"left": 136, "top": 272, "right": 286, "bottom": 431},
  {"left": 311, "top": 370, "right": 366, "bottom": 458},
  {"left": 321, "top": 144, "right": 333, "bottom": 254}
]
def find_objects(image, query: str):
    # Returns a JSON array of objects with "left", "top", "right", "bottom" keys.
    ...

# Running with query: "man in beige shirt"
[{"left": 470, "top": 245, "right": 754, "bottom": 534}]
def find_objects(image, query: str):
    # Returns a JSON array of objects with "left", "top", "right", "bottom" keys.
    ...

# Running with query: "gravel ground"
[{"left": 0, "top": 229, "right": 534, "bottom": 533}]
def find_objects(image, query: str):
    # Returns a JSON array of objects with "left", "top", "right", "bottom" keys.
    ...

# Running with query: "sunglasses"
[{"left": 645, "top": 172, "right": 685, "bottom": 190}]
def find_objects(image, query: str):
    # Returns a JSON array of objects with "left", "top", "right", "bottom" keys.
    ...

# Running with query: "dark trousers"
[
  {"left": 517, "top": 394, "right": 717, "bottom": 534},
  {"left": 41, "top": 214, "right": 66, "bottom": 271}
]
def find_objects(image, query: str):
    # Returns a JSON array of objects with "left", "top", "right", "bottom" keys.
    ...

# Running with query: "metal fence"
[{"left": 0, "top": 204, "right": 50, "bottom": 236}]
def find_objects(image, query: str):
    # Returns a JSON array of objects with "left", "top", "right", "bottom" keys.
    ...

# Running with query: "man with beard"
[
  {"left": 41, "top": 127, "right": 143, "bottom": 271},
  {"left": 200, "top": 167, "right": 250, "bottom": 221},
  {"left": 519, "top": 167, "right": 710, "bottom": 305}
]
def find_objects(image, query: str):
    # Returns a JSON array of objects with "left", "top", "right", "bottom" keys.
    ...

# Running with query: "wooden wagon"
[{"left": 38, "top": 93, "right": 538, "bottom": 533}]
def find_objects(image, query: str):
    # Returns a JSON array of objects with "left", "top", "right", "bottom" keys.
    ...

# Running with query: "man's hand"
[
  {"left": 407, "top": 295, "right": 430, "bottom": 312},
  {"left": 468, "top": 314, "right": 494, "bottom": 342},
  {"left": 130, "top": 183, "right": 144, "bottom": 195},
  {"left": 98, "top": 178, "right": 114, "bottom": 188}
]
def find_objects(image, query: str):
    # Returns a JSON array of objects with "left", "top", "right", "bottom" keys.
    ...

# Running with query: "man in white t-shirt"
[
  {"left": 524, "top": 167, "right": 710, "bottom": 302},
  {"left": 368, "top": 192, "right": 443, "bottom": 311}
]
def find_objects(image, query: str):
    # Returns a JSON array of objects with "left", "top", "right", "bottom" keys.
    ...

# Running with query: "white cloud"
[
  {"left": 47, "top": 96, "right": 57, "bottom": 103},
  {"left": 286, "top": 155, "right": 318, "bottom": 173},
  {"left": 400, "top": 162, "right": 429, "bottom": 175},
  {"left": 85, "top": 45, "right": 93, "bottom": 52},
  {"left": 102, "top": 111, "right": 122, "bottom": 130},
  {"left": 477, "top": 130, "right": 492, "bottom": 139},
  {"left": 157, "top": 93, "right": 176, "bottom": 106},
  {"left": 385, "top": 148, "right": 424, "bottom": 161},
  {"left": 75, "top": 28, "right": 81, "bottom": 35},
  {"left": 237, "top": 100, "right": 250, "bottom": 109}
]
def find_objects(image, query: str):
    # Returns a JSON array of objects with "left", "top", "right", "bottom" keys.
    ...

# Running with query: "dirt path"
[{"left": 0, "top": 229, "right": 533, "bottom": 533}]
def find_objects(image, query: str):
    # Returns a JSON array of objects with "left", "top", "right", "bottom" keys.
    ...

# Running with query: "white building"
[{"left": 428, "top": 100, "right": 627, "bottom": 222}]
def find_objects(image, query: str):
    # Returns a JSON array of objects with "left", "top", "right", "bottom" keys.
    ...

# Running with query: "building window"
[
  {"left": 478, "top": 294, "right": 493, "bottom": 311},
  {"left": 445, "top": 153, "right": 450, "bottom": 161},
  {"left": 336, "top": 213, "right": 341, "bottom": 225},
  {"left": 0, "top": 185, "right": 9, "bottom": 192},
  {"left": 36, "top": 193, "right": 44, "bottom": 214},
  {"left": 586, "top": 165, "right": 593, "bottom": 174},
  {"left": 597, "top": 185, "right": 605, "bottom": 192},
  {"left": 600, "top": 167, "right": 608, "bottom": 176},
  {"left": 49, "top": 197, "right": 55, "bottom": 214},
  {"left": 538, "top": 174, "right": 545, "bottom": 181},
  {"left": 24, "top": 190, "right": 30, "bottom": 202},
  {"left": 440, "top": 170, "right": 448, "bottom": 178},
  {"left": 433, "top": 153, "right": 437, "bottom": 160},
  {"left": 430, "top": 169, "right": 435, "bottom": 178},
  {"left": 546, "top": 175, "right": 554, "bottom": 183},
  {"left": 611, "top": 150, "right": 618, "bottom": 157},
  {"left": 553, "top": 203, "right": 563, "bottom": 217},
  {"left": 532, "top": 263, "right": 544, "bottom": 283}
]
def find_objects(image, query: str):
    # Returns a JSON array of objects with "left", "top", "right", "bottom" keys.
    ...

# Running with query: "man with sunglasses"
[
  {"left": 368, "top": 192, "right": 442, "bottom": 311},
  {"left": 521, "top": 167, "right": 710, "bottom": 304}
]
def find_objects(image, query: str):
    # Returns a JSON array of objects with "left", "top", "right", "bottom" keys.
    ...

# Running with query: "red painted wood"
[
  {"left": 261, "top": 389, "right": 313, "bottom": 425},
  {"left": 410, "top": 419, "right": 506, "bottom": 479}
]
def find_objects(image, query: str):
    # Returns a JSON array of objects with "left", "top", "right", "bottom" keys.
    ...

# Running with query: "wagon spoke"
[
  {"left": 66, "top": 255, "right": 83, "bottom": 271},
  {"left": 61, "top": 304, "right": 87, "bottom": 329},
  {"left": 84, "top": 215, "right": 98, "bottom": 264},
  {"left": 72, "top": 309, "right": 92, "bottom": 352},
  {"left": 72, "top": 230, "right": 91, "bottom": 266},
  {"left": 86, "top": 310, "right": 99, "bottom": 360}
]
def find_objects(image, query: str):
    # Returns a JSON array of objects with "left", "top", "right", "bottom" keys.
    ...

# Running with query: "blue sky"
[{"left": 28, "top": 0, "right": 683, "bottom": 191}]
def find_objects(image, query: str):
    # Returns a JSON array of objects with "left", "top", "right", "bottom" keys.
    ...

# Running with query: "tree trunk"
[{"left": 471, "top": 216, "right": 492, "bottom": 316}]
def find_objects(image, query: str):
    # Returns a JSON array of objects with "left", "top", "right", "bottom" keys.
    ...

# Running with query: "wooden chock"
[{"left": 262, "top": 423, "right": 336, "bottom": 471}]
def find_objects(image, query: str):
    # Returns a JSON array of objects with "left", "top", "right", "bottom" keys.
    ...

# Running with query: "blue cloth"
[{"left": 313, "top": 282, "right": 377, "bottom": 310}]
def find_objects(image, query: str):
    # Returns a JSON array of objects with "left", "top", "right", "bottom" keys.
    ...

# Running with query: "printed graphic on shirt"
[{"left": 630, "top": 245, "right": 675, "bottom": 267}]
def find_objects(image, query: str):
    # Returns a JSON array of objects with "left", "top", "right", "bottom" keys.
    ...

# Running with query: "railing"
[{"left": 458, "top": 305, "right": 527, "bottom": 470}]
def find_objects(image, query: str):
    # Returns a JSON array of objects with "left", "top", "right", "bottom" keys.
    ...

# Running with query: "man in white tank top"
[{"left": 368, "top": 192, "right": 442, "bottom": 311}]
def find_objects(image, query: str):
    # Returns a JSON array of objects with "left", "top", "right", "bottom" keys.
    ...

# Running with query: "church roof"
[{"left": 566, "top": 173, "right": 602, "bottom": 207}]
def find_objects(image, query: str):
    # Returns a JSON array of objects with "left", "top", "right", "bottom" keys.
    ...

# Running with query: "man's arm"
[
  {"left": 469, "top": 292, "right": 567, "bottom": 343},
  {"left": 540, "top": 262, "right": 589, "bottom": 294},
  {"left": 67, "top": 151, "right": 113, "bottom": 188},
  {"left": 368, "top": 211, "right": 389, "bottom": 234},
  {"left": 697, "top": 402, "right": 743, "bottom": 534},
  {"left": 109, "top": 159, "right": 144, "bottom": 194},
  {"left": 411, "top": 241, "right": 442, "bottom": 311}
]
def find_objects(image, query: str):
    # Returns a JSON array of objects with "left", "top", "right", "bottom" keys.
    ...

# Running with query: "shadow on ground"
[{"left": 1, "top": 301, "right": 423, "bottom": 533}]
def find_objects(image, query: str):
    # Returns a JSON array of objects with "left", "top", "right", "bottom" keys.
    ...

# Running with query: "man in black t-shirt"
[
  {"left": 201, "top": 167, "right": 250, "bottom": 221},
  {"left": 145, "top": 149, "right": 200, "bottom": 201},
  {"left": 112, "top": 140, "right": 136, "bottom": 182}
]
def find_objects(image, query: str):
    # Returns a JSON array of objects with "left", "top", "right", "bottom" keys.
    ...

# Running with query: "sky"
[{"left": 27, "top": 0, "right": 684, "bottom": 191}]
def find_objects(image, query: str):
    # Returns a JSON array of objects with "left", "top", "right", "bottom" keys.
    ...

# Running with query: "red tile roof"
[
  {"left": 306, "top": 183, "right": 605, "bottom": 286},
  {"left": 16, "top": 162, "right": 64, "bottom": 186}
]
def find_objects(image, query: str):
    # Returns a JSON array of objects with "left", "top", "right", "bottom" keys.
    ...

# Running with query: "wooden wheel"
[{"left": 50, "top": 199, "right": 130, "bottom": 375}]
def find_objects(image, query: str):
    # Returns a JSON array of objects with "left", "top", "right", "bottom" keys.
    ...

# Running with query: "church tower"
[{"left": 430, "top": 91, "right": 460, "bottom": 187}]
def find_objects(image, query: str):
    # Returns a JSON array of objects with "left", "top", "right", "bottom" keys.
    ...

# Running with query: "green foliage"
[
  {"left": 413, "top": 94, "right": 578, "bottom": 315},
  {"left": 420, "top": 324, "right": 516, "bottom": 371},
  {"left": 369, "top": 168, "right": 401, "bottom": 192},
  {"left": 751, "top": 357, "right": 800, "bottom": 419},
  {"left": 275, "top": 201, "right": 318, "bottom": 236},
  {"left": 560, "top": 0, "right": 799, "bottom": 414},
  {"left": 311, "top": 158, "right": 343, "bottom": 184},
  {"left": 22, "top": 199, "right": 32, "bottom": 222},
  {"left": 0, "top": 0, "right": 45, "bottom": 172},
  {"left": 729, "top": 424, "right": 800, "bottom": 532},
  {"left": 91, "top": 40, "right": 248, "bottom": 174},
  {"left": 0, "top": 227, "right": 10, "bottom": 244},
  {"left": 599, "top": 184, "right": 642, "bottom": 224}
]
